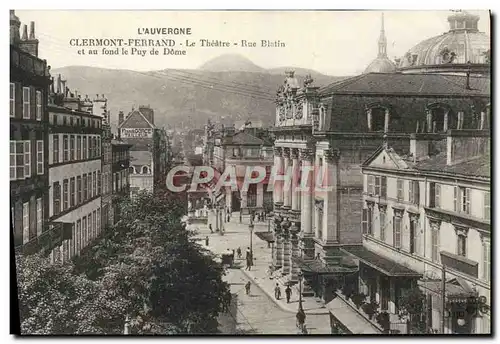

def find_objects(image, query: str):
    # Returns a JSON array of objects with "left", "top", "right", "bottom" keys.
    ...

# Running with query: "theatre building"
[{"left": 267, "top": 11, "right": 490, "bottom": 334}]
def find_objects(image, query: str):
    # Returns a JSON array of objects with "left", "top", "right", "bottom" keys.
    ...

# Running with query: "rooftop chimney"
[
  {"left": 10, "top": 10, "right": 21, "bottom": 45},
  {"left": 21, "top": 25, "right": 28, "bottom": 40},
  {"left": 29, "top": 21, "right": 35, "bottom": 40},
  {"left": 118, "top": 111, "right": 125, "bottom": 126},
  {"left": 409, "top": 134, "right": 431, "bottom": 162}
]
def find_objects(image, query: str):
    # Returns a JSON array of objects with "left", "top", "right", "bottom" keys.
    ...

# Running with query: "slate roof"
[
  {"left": 414, "top": 153, "right": 490, "bottom": 178},
  {"left": 319, "top": 72, "right": 490, "bottom": 97},
  {"left": 119, "top": 110, "right": 155, "bottom": 129}
]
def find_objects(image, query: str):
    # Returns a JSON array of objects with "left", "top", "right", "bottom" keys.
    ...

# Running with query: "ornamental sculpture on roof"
[{"left": 276, "top": 70, "right": 306, "bottom": 122}]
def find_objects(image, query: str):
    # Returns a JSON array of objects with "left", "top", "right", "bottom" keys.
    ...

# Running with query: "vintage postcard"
[{"left": 9, "top": 9, "right": 491, "bottom": 335}]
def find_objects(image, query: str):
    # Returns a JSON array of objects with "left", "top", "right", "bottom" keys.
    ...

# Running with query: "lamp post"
[
  {"left": 296, "top": 271, "right": 306, "bottom": 334},
  {"left": 249, "top": 220, "right": 254, "bottom": 261}
]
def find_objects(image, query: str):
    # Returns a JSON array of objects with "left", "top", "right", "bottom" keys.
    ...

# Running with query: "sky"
[{"left": 15, "top": 10, "right": 490, "bottom": 76}]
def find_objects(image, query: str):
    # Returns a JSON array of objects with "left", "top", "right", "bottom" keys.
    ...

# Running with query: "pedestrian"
[
  {"left": 245, "top": 256, "right": 252, "bottom": 271},
  {"left": 274, "top": 283, "right": 281, "bottom": 300},
  {"left": 237, "top": 247, "right": 242, "bottom": 259},
  {"left": 285, "top": 285, "right": 292, "bottom": 303},
  {"left": 227, "top": 214, "right": 230, "bottom": 222},
  {"left": 205, "top": 236, "right": 209, "bottom": 246},
  {"left": 209, "top": 224, "right": 213, "bottom": 233},
  {"left": 245, "top": 281, "right": 251, "bottom": 295}
]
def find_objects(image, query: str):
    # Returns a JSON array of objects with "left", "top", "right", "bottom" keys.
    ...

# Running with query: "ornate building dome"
[
  {"left": 397, "top": 11, "right": 490, "bottom": 75},
  {"left": 364, "top": 13, "right": 396, "bottom": 74}
]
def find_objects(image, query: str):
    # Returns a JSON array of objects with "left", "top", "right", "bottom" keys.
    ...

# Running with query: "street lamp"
[
  {"left": 249, "top": 220, "right": 254, "bottom": 261},
  {"left": 296, "top": 271, "right": 306, "bottom": 333}
]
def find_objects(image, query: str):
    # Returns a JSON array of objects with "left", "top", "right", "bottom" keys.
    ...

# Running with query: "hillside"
[{"left": 52, "top": 55, "right": 350, "bottom": 130}]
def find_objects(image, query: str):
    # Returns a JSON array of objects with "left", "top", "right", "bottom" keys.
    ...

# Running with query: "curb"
[{"left": 240, "top": 268, "right": 329, "bottom": 316}]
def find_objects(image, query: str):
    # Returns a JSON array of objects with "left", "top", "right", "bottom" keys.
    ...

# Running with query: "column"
[
  {"left": 289, "top": 225, "right": 300, "bottom": 282},
  {"left": 241, "top": 191, "right": 248, "bottom": 210},
  {"left": 282, "top": 219, "right": 291, "bottom": 276},
  {"left": 257, "top": 183, "right": 264, "bottom": 208},
  {"left": 388, "top": 279, "right": 396, "bottom": 314},
  {"left": 443, "top": 110, "right": 449, "bottom": 132},
  {"left": 275, "top": 231, "right": 283, "bottom": 269},
  {"left": 426, "top": 110, "right": 432, "bottom": 132},
  {"left": 299, "top": 148, "right": 315, "bottom": 259},
  {"left": 282, "top": 148, "right": 291, "bottom": 209},
  {"left": 273, "top": 147, "right": 283, "bottom": 207},
  {"left": 291, "top": 149, "right": 300, "bottom": 211},
  {"left": 323, "top": 148, "right": 341, "bottom": 243},
  {"left": 384, "top": 108, "right": 390, "bottom": 133},
  {"left": 366, "top": 108, "right": 372, "bottom": 131}
]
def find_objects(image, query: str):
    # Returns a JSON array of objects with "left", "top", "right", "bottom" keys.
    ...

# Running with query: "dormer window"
[{"left": 426, "top": 104, "right": 452, "bottom": 133}]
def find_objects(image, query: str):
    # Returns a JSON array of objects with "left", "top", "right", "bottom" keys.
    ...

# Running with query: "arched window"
[
  {"left": 141, "top": 166, "right": 150, "bottom": 174},
  {"left": 129, "top": 166, "right": 136, "bottom": 174}
]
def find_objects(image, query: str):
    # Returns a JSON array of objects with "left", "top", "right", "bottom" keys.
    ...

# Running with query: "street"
[{"left": 191, "top": 211, "right": 331, "bottom": 334}]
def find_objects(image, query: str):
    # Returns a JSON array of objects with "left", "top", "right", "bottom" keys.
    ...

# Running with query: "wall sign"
[{"left": 121, "top": 128, "right": 153, "bottom": 138}]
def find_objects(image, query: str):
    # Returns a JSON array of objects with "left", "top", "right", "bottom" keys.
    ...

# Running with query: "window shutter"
[
  {"left": 436, "top": 184, "right": 441, "bottom": 208},
  {"left": 362, "top": 208, "right": 367, "bottom": 234},
  {"left": 10, "top": 141, "right": 16, "bottom": 180},
  {"left": 465, "top": 189, "right": 471, "bottom": 214},
  {"left": 381, "top": 177, "right": 387, "bottom": 198},
  {"left": 414, "top": 181, "right": 420, "bottom": 205},
  {"left": 429, "top": 183, "right": 436, "bottom": 207},
  {"left": 24, "top": 141, "right": 31, "bottom": 178},
  {"left": 10, "top": 83, "right": 15, "bottom": 118},
  {"left": 453, "top": 186, "right": 458, "bottom": 212},
  {"left": 409, "top": 181, "right": 413, "bottom": 203},
  {"left": 36, "top": 140, "right": 44, "bottom": 175}
]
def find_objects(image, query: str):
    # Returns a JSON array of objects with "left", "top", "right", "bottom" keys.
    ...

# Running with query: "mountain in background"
[{"left": 52, "top": 54, "right": 351, "bottom": 131}]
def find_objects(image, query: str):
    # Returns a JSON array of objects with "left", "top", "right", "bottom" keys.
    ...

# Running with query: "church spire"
[{"left": 378, "top": 12, "right": 388, "bottom": 58}]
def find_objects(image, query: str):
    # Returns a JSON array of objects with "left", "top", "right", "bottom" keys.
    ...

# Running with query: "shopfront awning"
[
  {"left": 326, "top": 297, "right": 382, "bottom": 334},
  {"left": 418, "top": 277, "right": 476, "bottom": 298},
  {"left": 342, "top": 246, "right": 422, "bottom": 278},
  {"left": 292, "top": 257, "right": 358, "bottom": 275},
  {"left": 254, "top": 231, "right": 275, "bottom": 243}
]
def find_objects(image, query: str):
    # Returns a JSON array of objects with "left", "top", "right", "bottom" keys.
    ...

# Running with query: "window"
[
  {"left": 97, "top": 208, "right": 101, "bottom": 235},
  {"left": 409, "top": 217, "right": 418, "bottom": 254},
  {"left": 70, "top": 135, "right": 75, "bottom": 161},
  {"left": 142, "top": 166, "right": 150, "bottom": 174},
  {"left": 23, "top": 202, "right": 30, "bottom": 244},
  {"left": 53, "top": 114, "right": 58, "bottom": 125},
  {"left": 93, "top": 171, "right": 97, "bottom": 196},
  {"left": 460, "top": 187, "right": 471, "bottom": 214},
  {"left": 83, "top": 174, "right": 87, "bottom": 200},
  {"left": 457, "top": 234, "right": 467, "bottom": 257},
  {"left": 53, "top": 182, "right": 61, "bottom": 215},
  {"left": 370, "top": 108, "right": 386, "bottom": 132},
  {"left": 88, "top": 213, "right": 93, "bottom": 241},
  {"left": 82, "top": 217, "right": 87, "bottom": 247},
  {"left": 431, "top": 225, "right": 440, "bottom": 263},
  {"left": 97, "top": 170, "right": 101, "bottom": 195},
  {"left": 77, "top": 176, "right": 82, "bottom": 204},
  {"left": 76, "top": 219, "right": 81, "bottom": 253},
  {"left": 482, "top": 238, "right": 490, "bottom": 282},
  {"left": 63, "top": 179, "right": 69, "bottom": 211},
  {"left": 10, "top": 83, "right": 15, "bottom": 118},
  {"left": 70, "top": 117, "right": 74, "bottom": 126},
  {"left": 24, "top": 141, "right": 31, "bottom": 178},
  {"left": 129, "top": 166, "right": 136, "bottom": 174},
  {"left": 83, "top": 137, "right": 87, "bottom": 159},
  {"left": 36, "top": 198, "right": 43, "bottom": 237},
  {"left": 453, "top": 186, "right": 458, "bottom": 211},
  {"left": 367, "top": 175, "right": 375, "bottom": 195},
  {"left": 10, "top": 141, "right": 16, "bottom": 180},
  {"left": 70, "top": 177, "right": 75, "bottom": 208},
  {"left": 36, "top": 90, "right": 42, "bottom": 120},
  {"left": 77, "top": 136, "right": 82, "bottom": 160},
  {"left": 63, "top": 116, "right": 67, "bottom": 126},
  {"left": 380, "top": 211, "right": 386, "bottom": 241},
  {"left": 53, "top": 135, "right": 59, "bottom": 164},
  {"left": 92, "top": 210, "right": 97, "bottom": 239},
  {"left": 63, "top": 135, "right": 69, "bottom": 162},
  {"left": 88, "top": 172, "right": 93, "bottom": 198},
  {"left": 484, "top": 191, "right": 490, "bottom": 219},
  {"left": 397, "top": 179, "right": 404, "bottom": 201},
  {"left": 393, "top": 215, "right": 402, "bottom": 249},
  {"left": 23, "top": 87, "right": 30, "bottom": 119},
  {"left": 375, "top": 176, "right": 387, "bottom": 198},
  {"left": 36, "top": 140, "right": 44, "bottom": 174},
  {"left": 409, "top": 180, "right": 420, "bottom": 205}
]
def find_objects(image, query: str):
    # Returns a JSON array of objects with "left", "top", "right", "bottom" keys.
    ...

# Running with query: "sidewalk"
[{"left": 191, "top": 211, "right": 329, "bottom": 315}]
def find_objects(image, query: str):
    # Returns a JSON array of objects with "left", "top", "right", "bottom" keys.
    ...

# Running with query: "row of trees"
[{"left": 16, "top": 189, "right": 230, "bottom": 334}]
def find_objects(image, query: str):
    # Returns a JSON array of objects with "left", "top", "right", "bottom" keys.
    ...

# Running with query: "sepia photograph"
[{"left": 8, "top": 8, "right": 491, "bottom": 336}]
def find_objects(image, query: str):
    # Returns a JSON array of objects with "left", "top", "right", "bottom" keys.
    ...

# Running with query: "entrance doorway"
[{"left": 231, "top": 191, "right": 241, "bottom": 212}]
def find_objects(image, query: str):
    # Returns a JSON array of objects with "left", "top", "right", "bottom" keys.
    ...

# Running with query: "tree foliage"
[{"left": 16, "top": 189, "right": 228, "bottom": 334}]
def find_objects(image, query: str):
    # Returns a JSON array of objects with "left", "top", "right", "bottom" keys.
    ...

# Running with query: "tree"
[{"left": 398, "top": 288, "right": 426, "bottom": 334}]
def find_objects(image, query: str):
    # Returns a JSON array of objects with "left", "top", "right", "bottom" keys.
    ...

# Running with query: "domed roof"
[
  {"left": 364, "top": 57, "right": 396, "bottom": 73},
  {"left": 398, "top": 11, "right": 490, "bottom": 70}
]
